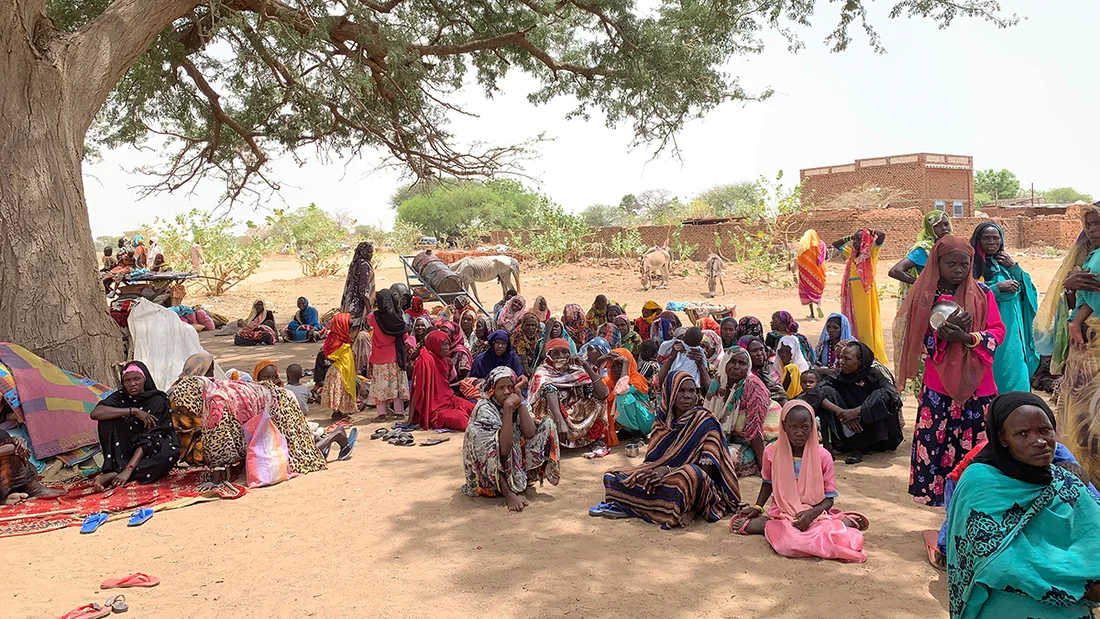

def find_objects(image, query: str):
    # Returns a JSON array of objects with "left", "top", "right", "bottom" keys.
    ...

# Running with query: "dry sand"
[{"left": 5, "top": 250, "right": 1073, "bottom": 619}]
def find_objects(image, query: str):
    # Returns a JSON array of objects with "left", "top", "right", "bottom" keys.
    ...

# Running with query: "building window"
[
  {"left": 934, "top": 201, "right": 945, "bottom": 212},
  {"left": 953, "top": 201, "right": 964, "bottom": 217}
]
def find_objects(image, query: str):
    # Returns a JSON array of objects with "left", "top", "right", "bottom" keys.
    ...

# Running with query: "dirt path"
[{"left": 5, "top": 250, "right": 1070, "bottom": 619}]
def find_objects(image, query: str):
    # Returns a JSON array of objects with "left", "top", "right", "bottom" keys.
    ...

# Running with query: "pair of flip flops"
[
  {"left": 55, "top": 596, "right": 127, "bottom": 619},
  {"left": 80, "top": 509, "right": 153, "bottom": 534},
  {"left": 588, "top": 502, "right": 629, "bottom": 519},
  {"left": 388, "top": 433, "right": 414, "bottom": 446}
]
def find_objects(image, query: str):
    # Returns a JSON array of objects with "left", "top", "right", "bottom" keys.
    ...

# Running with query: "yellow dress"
[{"left": 842, "top": 245, "right": 889, "bottom": 364}]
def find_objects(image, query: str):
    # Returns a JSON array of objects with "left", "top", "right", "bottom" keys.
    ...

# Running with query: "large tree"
[{"left": 0, "top": 0, "right": 1013, "bottom": 381}]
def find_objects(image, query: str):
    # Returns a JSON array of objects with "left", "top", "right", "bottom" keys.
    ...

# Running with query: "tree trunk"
[{"left": 0, "top": 6, "right": 123, "bottom": 383}]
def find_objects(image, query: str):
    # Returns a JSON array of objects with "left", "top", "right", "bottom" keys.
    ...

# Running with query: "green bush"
[
  {"left": 154, "top": 209, "right": 268, "bottom": 296},
  {"left": 266, "top": 204, "right": 350, "bottom": 277},
  {"left": 526, "top": 205, "right": 590, "bottom": 265}
]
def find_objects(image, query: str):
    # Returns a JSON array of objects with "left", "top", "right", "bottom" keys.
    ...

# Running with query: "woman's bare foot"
[
  {"left": 3, "top": 492, "right": 29, "bottom": 505},
  {"left": 730, "top": 515, "right": 767, "bottom": 535},
  {"left": 502, "top": 487, "right": 529, "bottom": 512},
  {"left": 23, "top": 479, "right": 64, "bottom": 498}
]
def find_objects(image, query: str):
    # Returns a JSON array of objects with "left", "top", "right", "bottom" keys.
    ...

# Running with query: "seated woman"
[
  {"left": 815, "top": 313, "right": 853, "bottom": 369},
  {"left": 562, "top": 303, "right": 593, "bottom": 347},
  {"left": 730, "top": 401, "right": 868, "bottom": 563},
  {"left": 634, "top": 301, "right": 662, "bottom": 341},
  {"left": 283, "top": 297, "right": 323, "bottom": 343},
  {"left": 704, "top": 346, "right": 773, "bottom": 477},
  {"left": 511, "top": 312, "right": 543, "bottom": 377},
  {"left": 947, "top": 392, "right": 1100, "bottom": 619},
  {"left": 765, "top": 311, "right": 816, "bottom": 366},
  {"left": 471, "top": 330, "right": 526, "bottom": 379},
  {"left": 744, "top": 337, "right": 788, "bottom": 404},
  {"left": 234, "top": 300, "right": 278, "bottom": 346},
  {"left": 497, "top": 295, "right": 527, "bottom": 332},
  {"left": 595, "top": 371, "right": 742, "bottom": 528},
  {"left": 802, "top": 341, "right": 903, "bottom": 465},
  {"left": 410, "top": 331, "right": 474, "bottom": 431},
  {"left": 470, "top": 315, "right": 492, "bottom": 357},
  {"left": 613, "top": 315, "right": 643, "bottom": 357},
  {"left": 775, "top": 335, "right": 808, "bottom": 399},
  {"left": 168, "top": 375, "right": 326, "bottom": 475},
  {"left": 535, "top": 317, "right": 575, "bottom": 365},
  {"left": 91, "top": 362, "right": 180, "bottom": 490},
  {"left": 602, "top": 349, "right": 655, "bottom": 451},
  {"left": 461, "top": 367, "right": 560, "bottom": 512},
  {"left": 0, "top": 429, "right": 62, "bottom": 504},
  {"left": 436, "top": 320, "right": 473, "bottom": 380},
  {"left": 530, "top": 338, "right": 611, "bottom": 456}
]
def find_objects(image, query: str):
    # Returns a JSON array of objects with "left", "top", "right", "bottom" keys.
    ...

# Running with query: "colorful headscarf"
[
  {"left": 773, "top": 311, "right": 799, "bottom": 335},
  {"left": 969, "top": 222, "right": 1004, "bottom": 281},
  {"left": 661, "top": 370, "right": 698, "bottom": 414},
  {"left": 816, "top": 313, "right": 853, "bottom": 368},
  {"left": 531, "top": 296, "right": 551, "bottom": 323},
  {"left": 406, "top": 296, "right": 429, "bottom": 319},
  {"left": 699, "top": 316, "right": 721, "bottom": 332},
  {"left": 253, "top": 360, "right": 278, "bottom": 382},
  {"left": 640, "top": 301, "right": 662, "bottom": 323},
  {"left": 701, "top": 330, "right": 723, "bottom": 364},
  {"left": 580, "top": 336, "right": 611, "bottom": 358},
  {"left": 602, "top": 348, "right": 649, "bottom": 397},
  {"left": 913, "top": 210, "right": 953, "bottom": 253},
  {"left": 770, "top": 401, "right": 827, "bottom": 518},
  {"left": 482, "top": 366, "right": 518, "bottom": 398},
  {"left": 597, "top": 323, "right": 622, "bottom": 348},
  {"left": 324, "top": 312, "right": 352, "bottom": 358},
  {"left": 178, "top": 352, "right": 216, "bottom": 381},
  {"left": 562, "top": 303, "right": 591, "bottom": 345},
  {"left": 498, "top": 295, "right": 527, "bottom": 332},
  {"left": 736, "top": 316, "right": 764, "bottom": 342}
]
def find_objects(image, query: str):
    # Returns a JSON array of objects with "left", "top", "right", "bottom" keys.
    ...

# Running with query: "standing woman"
[
  {"left": 889, "top": 211, "right": 953, "bottom": 305},
  {"left": 970, "top": 223, "right": 1039, "bottom": 393},
  {"left": 833, "top": 229, "right": 889, "bottom": 365},
  {"left": 894, "top": 236, "right": 1005, "bottom": 506},
  {"left": 367, "top": 289, "right": 410, "bottom": 420},
  {"left": 321, "top": 313, "right": 359, "bottom": 421},
  {"left": 91, "top": 362, "right": 180, "bottom": 489},
  {"left": 341, "top": 242, "right": 376, "bottom": 326},
  {"left": 796, "top": 229, "right": 828, "bottom": 320}
]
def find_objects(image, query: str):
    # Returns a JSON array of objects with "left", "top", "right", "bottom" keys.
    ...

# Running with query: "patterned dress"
[{"left": 461, "top": 397, "right": 559, "bottom": 497}]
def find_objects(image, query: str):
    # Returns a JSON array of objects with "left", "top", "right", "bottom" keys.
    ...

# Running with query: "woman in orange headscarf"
[
  {"left": 893, "top": 235, "right": 1005, "bottom": 507},
  {"left": 601, "top": 348, "right": 654, "bottom": 452},
  {"left": 321, "top": 313, "right": 359, "bottom": 421},
  {"left": 797, "top": 229, "right": 828, "bottom": 320}
]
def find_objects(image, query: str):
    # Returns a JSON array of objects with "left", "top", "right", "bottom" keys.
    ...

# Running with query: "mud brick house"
[{"left": 800, "top": 153, "right": 976, "bottom": 217}]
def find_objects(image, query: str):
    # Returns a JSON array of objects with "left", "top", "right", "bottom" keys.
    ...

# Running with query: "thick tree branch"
[
  {"left": 68, "top": 0, "right": 200, "bottom": 132},
  {"left": 179, "top": 58, "right": 268, "bottom": 171}
]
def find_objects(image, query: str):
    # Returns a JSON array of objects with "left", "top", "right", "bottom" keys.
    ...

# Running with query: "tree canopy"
[
  {"left": 1043, "top": 187, "right": 1094, "bottom": 205},
  {"left": 395, "top": 179, "right": 547, "bottom": 237},
  {"left": 694, "top": 182, "right": 763, "bottom": 217},
  {"left": 46, "top": 0, "right": 1015, "bottom": 203},
  {"left": 975, "top": 168, "right": 1021, "bottom": 205}
]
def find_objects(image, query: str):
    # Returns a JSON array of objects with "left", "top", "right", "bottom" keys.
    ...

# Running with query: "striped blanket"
[{"left": 0, "top": 344, "right": 113, "bottom": 458}]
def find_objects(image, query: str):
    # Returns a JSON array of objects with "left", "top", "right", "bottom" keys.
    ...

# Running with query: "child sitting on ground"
[
  {"left": 730, "top": 400, "right": 868, "bottom": 563},
  {"left": 637, "top": 340, "right": 660, "bottom": 382},
  {"left": 656, "top": 326, "right": 709, "bottom": 387},
  {"left": 797, "top": 369, "right": 820, "bottom": 398},
  {"left": 285, "top": 364, "right": 311, "bottom": 411},
  {"left": 776, "top": 341, "right": 802, "bottom": 399}
]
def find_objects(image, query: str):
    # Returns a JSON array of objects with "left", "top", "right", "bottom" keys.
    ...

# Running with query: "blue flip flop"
[
  {"left": 80, "top": 512, "right": 109, "bottom": 534},
  {"left": 127, "top": 507, "right": 154, "bottom": 527},
  {"left": 588, "top": 503, "right": 630, "bottom": 519},
  {"left": 338, "top": 427, "right": 358, "bottom": 461}
]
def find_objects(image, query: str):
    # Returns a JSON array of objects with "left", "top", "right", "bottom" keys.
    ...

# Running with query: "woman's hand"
[
  {"left": 945, "top": 310, "right": 973, "bottom": 331},
  {"left": 503, "top": 393, "right": 523, "bottom": 412},
  {"left": 9, "top": 437, "right": 30, "bottom": 460},
  {"left": 996, "top": 280, "right": 1021, "bottom": 294},
  {"left": 1064, "top": 270, "right": 1100, "bottom": 293},
  {"left": 109, "top": 469, "right": 133, "bottom": 489},
  {"left": 514, "top": 375, "right": 529, "bottom": 391},
  {"left": 1069, "top": 321, "right": 1086, "bottom": 350},
  {"left": 133, "top": 409, "right": 158, "bottom": 430},
  {"left": 993, "top": 252, "right": 1016, "bottom": 269}
]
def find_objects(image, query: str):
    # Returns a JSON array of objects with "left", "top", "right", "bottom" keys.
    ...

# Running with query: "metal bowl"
[{"left": 930, "top": 301, "right": 961, "bottom": 329}]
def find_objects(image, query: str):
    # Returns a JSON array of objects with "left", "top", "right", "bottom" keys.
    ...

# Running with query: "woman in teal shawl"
[
  {"left": 969, "top": 223, "right": 1039, "bottom": 393},
  {"left": 534, "top": 317, "right": 576, "bottom": 366},
  {"left": 947, "top": 392, "right": 1100, "bottom": 619},
  {"left": 889, "top": 210, "right": 952, "bottom": 306}
]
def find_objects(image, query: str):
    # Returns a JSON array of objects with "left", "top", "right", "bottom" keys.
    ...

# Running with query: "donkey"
[
  {"left": 704, "top": 253, "right": 725, "bottom": 297},
  {"left": 639, "top": 247, "right": 671, "bottom": 290},
  {"left": 450, "top": 255, "right": 521, "bottom": 303}
]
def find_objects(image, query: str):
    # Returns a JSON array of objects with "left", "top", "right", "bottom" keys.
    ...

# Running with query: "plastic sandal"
[
  {"left": 370, "top": 427, "right": 388, "bottom": 440},
  {"left": 842, "top": 511, "right": 870, "bottom": 531},
  {"left": 105, "top": 595, "right": 128, "bottom": 614},
  {"left": 420, "top": 437, "right": 450, "bottom": 447},
  {"left": 588, "top": 502, "right": 612, "bottom": 516},
  {"left": 100, "top": 573, "right": 160, "bottom": 589},
  {"left": 338, "top": 428, "right": 358, "bottom": 461},
  {"left": 56, "top": 602, "right": 110, "bottom": 619},
  {"left": 922, "top": 530, "right": 946, "bottom": 570},
  {"left": 592, "top": 503, "right": 630, "bottom": 519},
  {"left": 394, "top": 434, "right": 415, "bottom": 446},
  {"left": 80, "top": 512, "right": 109, "bottom": 534},
  {"left": 127, "top": 508, "right": 153, "bottom": 527}
]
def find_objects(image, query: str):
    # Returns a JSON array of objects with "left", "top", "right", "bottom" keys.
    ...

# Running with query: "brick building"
[{"left": 800, "top": 153, "right": 976, "bottom": 218}]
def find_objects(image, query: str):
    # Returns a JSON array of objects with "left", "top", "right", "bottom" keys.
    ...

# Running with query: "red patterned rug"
[{"left": 0, "top": 468, "right": 246, "bottom": 538}]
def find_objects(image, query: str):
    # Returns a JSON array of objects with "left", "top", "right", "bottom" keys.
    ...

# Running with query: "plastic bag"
[{"left": 241, "top": 412, "right": 295, "bottom": 488}]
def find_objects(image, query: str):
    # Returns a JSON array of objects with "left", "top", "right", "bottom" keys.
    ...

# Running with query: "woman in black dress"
[{"left": 91, "top": 361, "right": 180, "bottom": 490}]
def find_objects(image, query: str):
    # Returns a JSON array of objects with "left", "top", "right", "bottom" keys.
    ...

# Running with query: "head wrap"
[
  {"left": 640, "top": 301, "right": 662, "bottom": 323},
  {"left": 699, "top": 316, "right": 721, "bottom": 332},
  {"left": 736, "top": 316, "right": 764, "bottom": 341},
  {"left": 499, "top": 295, "right": 528, "bottom": 332},
  {"left": 913, "top": 211, "right": 953, "bottom": 253},
  {"left": 580, "top": 337, "right": 611, "bottom": 358},
  {"left": 602, "top": 348, "right": 649, "bottom": 397},
  {"left": 894, "top": 235, "right": 988, "bottom": 402},
  {"left": 774, "top": 335, "right": 810, "bottom": 373},
  {"left": 531, "top": 296, "right": 551, "bottom": 322},
  {"left": 324, "top": 313, "right": 352, "bottom": 358},
  {"left": 483, "top": 366, "right": 518, "bottom": 398},
  {"left": 122, "top": 363, "right": 146, "bottom": 379},
  {"left": 472, "top": 330, "right": 525, "bottom": 378},
  {"left": 407, "top": 296, "right": 428, "bottom": 318},
  {"left": 773, "top": 311, "right": 799, "bottom": 335},
  {"left": 247, "top": 299, "right": 269, "bottom": 324},
  {"left": 835, "top": 340, "right": 875, "bottom": 384},
  {"left": 253, "top": 360, "right": 278, "bottom": 382},
  {"left": 562, "top": 303, "right": 590, "bottom": 345},
  {"left": 374, "top": 289, "right": 409, "bottom": 337},
  {"left": 661, "top": 371, "right": 698, "bottom": 414},
  {"left": 178, "top": 352, "right": 216, "bottom": 380},
  {"left": 597, "top": 323, "right": 622, "bottom": 348},
  {"left": 701, "top": 329, "right": 723, "bottom": 364},
  {"left": 968, "top": 222, "right": 1004, "bottom": 280},
  {"left": 1035, "top": 203, "right": 1100, "bottom": 368},
  {"left": 973, "top": 392, "right": 1056, "bottom": 486},
  {"left": 117, "top": 360, "right": 161, "bottom": 403}
]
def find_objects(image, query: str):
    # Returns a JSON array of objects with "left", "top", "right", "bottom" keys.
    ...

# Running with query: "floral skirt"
[
  {"left": 908, "top": 386, "right": 991, "bottom": 506},
  {"left": 729, "top": 437, "right": 761, "bottom": 478},
  {"left": 368, "top": 362, "right": 409, "bottom": 405},
  {"left": 321, "top": 370, "right": 358, "bottom": 415}
]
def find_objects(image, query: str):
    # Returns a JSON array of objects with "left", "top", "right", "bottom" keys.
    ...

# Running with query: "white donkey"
[{"left": 450, "top": 255, "right": 521, "bottom": 303}]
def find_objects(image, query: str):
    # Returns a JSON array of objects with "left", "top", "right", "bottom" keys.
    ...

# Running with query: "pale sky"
[{"left": 84, "top": 0, "right": 1100, "bottom": 238}]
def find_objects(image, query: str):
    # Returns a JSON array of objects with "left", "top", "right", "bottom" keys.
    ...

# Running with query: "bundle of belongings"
[{"left": 0, "top": 343, "right": 113, "bottom": 482}]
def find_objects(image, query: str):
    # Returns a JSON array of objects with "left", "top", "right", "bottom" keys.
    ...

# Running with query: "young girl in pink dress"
[{"left": 730, "top": 400, "right": 869, "bottom": 563}]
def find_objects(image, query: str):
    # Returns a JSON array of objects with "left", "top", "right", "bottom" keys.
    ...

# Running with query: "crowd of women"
[{"left": 11, "top": 224, "right": 1098, "bottom": 618}]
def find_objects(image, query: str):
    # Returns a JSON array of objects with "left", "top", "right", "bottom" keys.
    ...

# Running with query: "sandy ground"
[{"left": 6, "top": 250, "right": 1073, "bottom": 619}]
